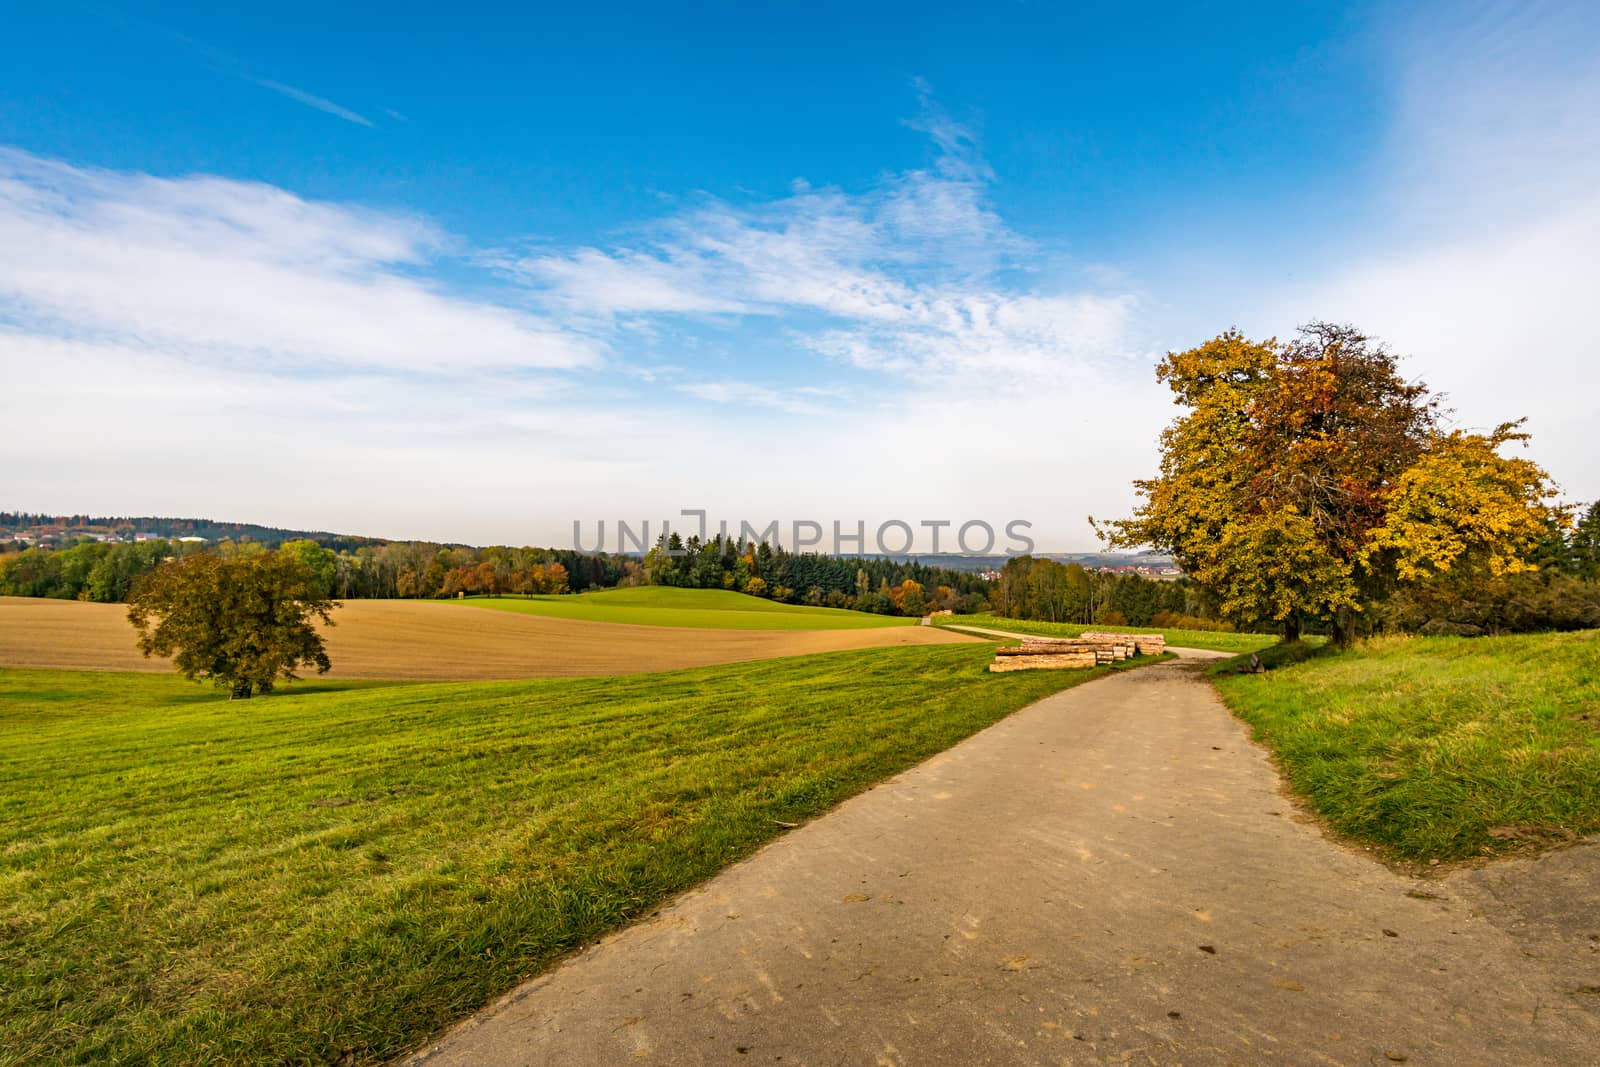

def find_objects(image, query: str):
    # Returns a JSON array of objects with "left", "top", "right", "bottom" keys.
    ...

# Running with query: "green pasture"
[
  {"left": 1213, "top": 631, "right": 1600, "bottom": 861},
  {"left": 0, "top": 644, "right": 1129, "bottom": 1065}
]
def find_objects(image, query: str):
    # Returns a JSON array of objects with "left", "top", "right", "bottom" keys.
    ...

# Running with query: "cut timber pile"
[
  {"left": 987, "top": 631, "right": 1165, "bottom": 672},
  {"left": 1082, "top": 631, "right": 1167, "bottom": 656}
]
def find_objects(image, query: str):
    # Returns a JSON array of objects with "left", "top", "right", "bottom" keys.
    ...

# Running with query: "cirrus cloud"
[
  {"left": 496, "top": 87, "right": 1140, "bottom": 391},
  {"left": 0, "top": 148, "right": 598, "bottom": 373}
]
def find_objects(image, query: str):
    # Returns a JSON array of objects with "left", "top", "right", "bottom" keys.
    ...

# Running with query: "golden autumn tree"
[
  {"left": 1363, "top": 423, "right": 1557, "bottom": 584},
  {"left": 1102, "top": 323, "right": 1561, "bottom": 644}
]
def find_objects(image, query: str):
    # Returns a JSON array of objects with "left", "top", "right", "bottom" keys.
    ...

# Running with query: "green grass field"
[
  {"left": 453, "top": 586, "right": 914, "bottom": 630},
  {"left": 0, "top": 645, "right": 1135, "bottom": 1066},
  {"left": 1212, "top": 631, "right": 1600, "bottom": 862},
  {"left": 934, "top": 613, "right": 1278, "bottom": 653}
]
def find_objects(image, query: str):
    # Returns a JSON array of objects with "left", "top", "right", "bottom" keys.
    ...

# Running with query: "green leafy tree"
[
  {"left": 1571, "top": 501, "right": 1600, "bottom": 581},
  {"left": 127, "top": 551, "right": 339, "bottom": 698},
  {"left": 278, "top": 539, "right": 338, "bottom": 599}
]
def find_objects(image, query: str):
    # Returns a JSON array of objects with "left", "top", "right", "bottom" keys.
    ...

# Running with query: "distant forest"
[
  {"left": 990, "top": 554, "right": 1233, "bottom": 630},
  {"left": 0, "top": 538, "right": 626, "bottom": 604},
  {"left": 639, "top": 533, "right": 992, "bottom": 614},
  {"left": 0, "top": 533, "right": 999, "bottom": 616}
]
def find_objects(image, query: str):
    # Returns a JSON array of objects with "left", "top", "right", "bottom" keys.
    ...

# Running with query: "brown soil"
[{"left": 0, "top": 596, "right": 978, "bottom": 681}]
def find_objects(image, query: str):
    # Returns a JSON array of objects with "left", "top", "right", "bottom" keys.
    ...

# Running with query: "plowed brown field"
[{"left": 0, "top": 596, "right": 977, "bottom": 680}]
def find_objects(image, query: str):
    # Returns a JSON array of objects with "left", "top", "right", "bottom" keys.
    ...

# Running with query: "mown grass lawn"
[
  {"left": 1212, "top": 631, "right": 1600, "bottom": 862},
  {"left": 935, "top": 613, "right": 1278, "bottom": 654},
  {"left": 454, "top": 586, "right": 913, "bottom": 630},
  {"left": 0, "top": 644, "right": 1128, "bottom": 1066}
]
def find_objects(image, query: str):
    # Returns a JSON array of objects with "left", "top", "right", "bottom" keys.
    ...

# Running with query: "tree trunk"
[
  {"left": 1332, "top": 606, "right": 1354, "bottom": 648},
  {"left": 230, "top": 682, "right": 253, "bottom": 699},
  {"left": 1282, "top": 615, "right": 1302, "bottom": 643}
]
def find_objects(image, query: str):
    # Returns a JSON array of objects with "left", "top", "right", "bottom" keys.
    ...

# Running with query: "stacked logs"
[
  {"left": 1082, "top": 631, "right": 1166, "bottom": 656},
  {"left": 987, "top": 632, "right": 1165, "bottom": 672}
]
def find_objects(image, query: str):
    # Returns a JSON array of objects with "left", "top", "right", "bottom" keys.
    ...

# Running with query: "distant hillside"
[
  {"left": 904, "top": 552, "right": 1180, "bottom": 575},
  {"left": 0, "top": 512, "right": 389, "bottom": 551}
]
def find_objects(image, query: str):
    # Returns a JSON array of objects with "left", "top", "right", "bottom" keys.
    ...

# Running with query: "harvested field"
[
  {"left": 0, "top": 596, "right": 976, "bottom": 680},
  {"left": 455, "top": 587, "right": 913, "bottom": 630}
]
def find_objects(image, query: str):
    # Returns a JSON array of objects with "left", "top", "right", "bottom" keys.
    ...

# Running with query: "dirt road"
[{"left": 408, "top": 650, "right": 1600, "bottom": 1066}]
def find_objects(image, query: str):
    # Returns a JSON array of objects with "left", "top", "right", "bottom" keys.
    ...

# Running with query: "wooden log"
[
  {"left": 1011, "top": 643, "right": 1126, "bottom": 652},
  {"left": 988, "top": 652, "right": 1098, "bottom": 672},
  {"left": 999, "top": 641, "right": 1127, "bottom": 656},
  {"left": 1020, "top": 638, "right": 1126, "bottom": 650},
  {"left": 1081, "top": 631, "right": 1165, "bottom": 655}
]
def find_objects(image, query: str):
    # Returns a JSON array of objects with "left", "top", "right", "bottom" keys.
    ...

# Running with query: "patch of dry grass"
[{"left": 0, "top": 596, "right": 977, "bottom": 681}]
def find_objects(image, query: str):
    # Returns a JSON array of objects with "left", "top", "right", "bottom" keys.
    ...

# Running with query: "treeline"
[
  {"left": 991, "top": 555, "right": 1231, "bottom": 629},
  {"left": 642, "top": 534, "right": 993, "bottom": 615},
  {"left": 0, "top": 539, "right": 198, "bottom": 602},
  {"left": 0, "top": 538, "right": 632, "bottom": 603},
  {"left": 985, "top": 503, "right": 1600, "bottom": 637},
  {"left": 0, "top": 531, "right": 994, "bottom": 617},
  {"left": 1374, "top": 503, "right": 1600, "bottom": 636},
  {"left": 301, "top": 542, "right": 631, "bottom": 599}
]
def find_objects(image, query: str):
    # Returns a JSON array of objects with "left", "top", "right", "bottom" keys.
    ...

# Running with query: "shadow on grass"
[
  {"left": 1207, "top": 639, "right": 1339, "bottom": 678},
  {"left": 142, "top": 676, "right": 412, "bottom": 706}
]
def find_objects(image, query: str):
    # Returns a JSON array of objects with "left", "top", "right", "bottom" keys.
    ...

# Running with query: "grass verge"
[
  {"left": 0, "top": 645, "right": 1135, "bottom": 1065},
  {"left": 935, "top": 613, "right": 1278, "bottom": 654},
  {"left": 452, "top": 586, "right": 912, "bottom": 630},
  {"left": 1211, "top": 631, "right": 1600, "bottom": 863}
]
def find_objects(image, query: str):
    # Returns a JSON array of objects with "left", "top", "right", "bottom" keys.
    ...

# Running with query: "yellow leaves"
[
  {"left": 1112, "top": 325, "right": 1556, "bottom": 634},
  {"left": 1155, "top": 329, "right": 1277, "bottom": 410},
  {"left": 1364, "top": 429, "right": 1559, "bottom": 584},
  {"left": 1211, "top": 506, "right": 1358, "bottom": 621}
]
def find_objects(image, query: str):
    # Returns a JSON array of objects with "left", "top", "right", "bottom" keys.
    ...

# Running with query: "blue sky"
[{"left": 2, "top": 2, "right": 1597, "bottom": 547}]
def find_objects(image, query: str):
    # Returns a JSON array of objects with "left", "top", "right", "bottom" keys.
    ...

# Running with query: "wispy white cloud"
[
  {"left": 498, "top": 84, "right": 1135, "bottom": 391},
  {"left": 0, "top": 148, "right": 597, "bottom": 373},
  {"left": 1379, "top": 1, "right": 1600, "bottom": 228},
  {"left": 803, "top": 291, "right": 1142, "bottom": 380},
  {"left": 248, "top": 77, "right": 375, "bottom": 128},
  {"left": 677, "top": 380, "right": 849, "bottom": 416},
  {"left": 92, "top": 8, "right": 382, "bottom": 130},
  {"left": 901, "top": 75, "right": 994, "bottom": 185}
]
